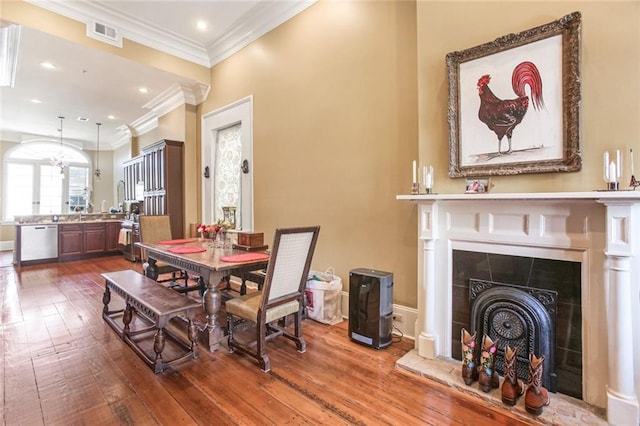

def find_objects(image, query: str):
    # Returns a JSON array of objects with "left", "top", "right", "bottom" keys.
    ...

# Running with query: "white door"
[{"left": 201, "top": 96, "right": 253, "bottom": 230}]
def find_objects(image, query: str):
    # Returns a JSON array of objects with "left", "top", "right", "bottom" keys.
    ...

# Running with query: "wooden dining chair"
[
  {"left": 138, "top": 215, "right": 190, "bottom": 289},
  {"left": 225, "top": 226, "right": 320, "bottom": 372}
]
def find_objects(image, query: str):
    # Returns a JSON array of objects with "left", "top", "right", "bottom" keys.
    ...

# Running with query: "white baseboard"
[
  {"left": 0, "top": 240, "right": 14, "bottom": 251},
  {"left": 340, "top": 290, "right": 416, "bottom": 341}
]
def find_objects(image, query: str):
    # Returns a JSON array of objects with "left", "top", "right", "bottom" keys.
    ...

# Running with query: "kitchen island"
[{"left": 15, "top": 213, "right": 125, "bottom": 266}]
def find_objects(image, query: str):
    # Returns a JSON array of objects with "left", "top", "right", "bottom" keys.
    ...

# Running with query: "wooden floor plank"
[{"left": 0, "top": 255, "right": 540, "bottom": 425}]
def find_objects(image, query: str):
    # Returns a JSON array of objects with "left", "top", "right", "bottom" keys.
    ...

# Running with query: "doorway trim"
[{"left": 201, "top": 95, "right": 254, "bottom": 230}]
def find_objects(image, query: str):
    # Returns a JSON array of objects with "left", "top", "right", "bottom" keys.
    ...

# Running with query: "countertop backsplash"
[{"left": 15, "top": 213, "right": 126, "bottom": 225}]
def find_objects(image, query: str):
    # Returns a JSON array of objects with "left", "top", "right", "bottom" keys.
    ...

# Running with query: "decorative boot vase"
[
  {"left": 461, "top": 328, "right": 478, "bottom": 385},
  {"left": 501, "top": 345, "right": 525, "bottom": 405},
  {"left": 525, "top": 353, "right": 551, "bottom": 415},
  {"left": 478, "top": 334, "right": 500, "bottom": 392}
]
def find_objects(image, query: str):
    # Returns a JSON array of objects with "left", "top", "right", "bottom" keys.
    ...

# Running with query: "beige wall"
[
  {"left": 201, "top": 0, "right": 419, "bottom": 306},
  {"left": 417, "top": 1, "right": 640, "bottom": 193}
]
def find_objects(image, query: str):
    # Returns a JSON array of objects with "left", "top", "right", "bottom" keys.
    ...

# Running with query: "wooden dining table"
[{"left": 135, "top": 238, "right": 269, "bottom": 352}]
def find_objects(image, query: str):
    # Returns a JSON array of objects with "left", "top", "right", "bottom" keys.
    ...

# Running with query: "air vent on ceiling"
[
  {"left": 94, "top": 22, "right": 117, "bottom": 40},
  {"left": 86, "top": 20, "right": 122, "bottom": 48}
]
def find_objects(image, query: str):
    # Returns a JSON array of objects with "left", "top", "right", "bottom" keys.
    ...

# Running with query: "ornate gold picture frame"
[{"left": 446, "top": 12, "right": 582, "bottom": 178}]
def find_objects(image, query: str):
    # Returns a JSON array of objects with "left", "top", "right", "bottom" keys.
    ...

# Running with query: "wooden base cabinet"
[
  {"left": 84, "top": 223, "right": 106, "bottom": 254},
  {"left": 106, "top": 222, "right": 120, "bottom": 252},
  {"left": 59, "top": 224, "right": 83, "bottom": 259},
  {"left": 59, "top": 222, "right": 121, "bottom": 261}
]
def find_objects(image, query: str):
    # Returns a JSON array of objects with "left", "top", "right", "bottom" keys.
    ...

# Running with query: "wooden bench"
[{"left": 101, "top": 270, "right": 201, "bottom": 373}]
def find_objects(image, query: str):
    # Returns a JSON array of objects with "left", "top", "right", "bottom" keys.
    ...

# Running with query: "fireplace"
[
  {"left": 451, "top": 250, "right": 584, "bottom": 398},
  {"left": 397, "top": 191, "right": 640, "bottom": 425}
]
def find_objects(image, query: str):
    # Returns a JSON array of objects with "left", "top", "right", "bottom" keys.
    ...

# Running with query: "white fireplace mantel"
[{"left": 397, "top": 191, "right": 640, "bottom": 425}]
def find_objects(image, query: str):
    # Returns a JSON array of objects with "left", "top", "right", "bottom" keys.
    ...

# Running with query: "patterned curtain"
[{"left": 214, "top": 124, "right": 241, "bottom": 222}]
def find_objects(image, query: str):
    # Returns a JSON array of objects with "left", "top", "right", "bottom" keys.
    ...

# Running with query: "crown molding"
[
  {"left": 206, "top": 1, "right": 316, "bottom": 66},
  {"left": 26, "top": 0, "right": 210, "bottom": 66},
  {"left": 129, "top": 112, "right": 158, "bottom": 138},
  {"left": 143, "top": 82, "right": 211, "bottom": 118},
  {"left": 112, "top": 125, "right": 133, "bottom": 150},
  {"left": 26, "top": 0, "right": 317, "bottom": 68}
]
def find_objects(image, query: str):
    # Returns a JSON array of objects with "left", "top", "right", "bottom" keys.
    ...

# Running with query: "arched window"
[{"left": 3, "top": 143, "right": 91, "bottom": 220}]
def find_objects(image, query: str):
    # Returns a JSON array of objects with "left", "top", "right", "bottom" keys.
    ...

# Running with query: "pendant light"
[
  {"left": 50, "top": 116, "right": 67, "bottom": 178},
  {"left": 94, "top": 122, "right": 102, "bottom": 179}
]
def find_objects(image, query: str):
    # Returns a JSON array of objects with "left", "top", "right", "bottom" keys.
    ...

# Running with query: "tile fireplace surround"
[{"left": 397, "top": 191, "right": 640, "bottom": 425}]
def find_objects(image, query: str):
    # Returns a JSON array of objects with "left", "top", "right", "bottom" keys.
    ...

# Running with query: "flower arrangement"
[{"left": 197, "top": 219, "right": 232, "bottom": 237}]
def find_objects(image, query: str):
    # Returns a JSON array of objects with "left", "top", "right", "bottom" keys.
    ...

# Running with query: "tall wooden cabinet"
[
  {"left": 124, "top": 140, "right": 184, "bottom": 239},
  {"left": 123, "top": 156, "right": 144, "bottom": 202}
]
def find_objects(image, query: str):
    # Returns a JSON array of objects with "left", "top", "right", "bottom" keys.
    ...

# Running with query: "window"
[
  {"left": 202, "top": 96, "right": 253, "bottom": 230},
  {"left": 214, "top": 124, "right": 241, "bottom": 221},
  {"left": 3, "top": 143, "right": 91, "bottom": 220}
]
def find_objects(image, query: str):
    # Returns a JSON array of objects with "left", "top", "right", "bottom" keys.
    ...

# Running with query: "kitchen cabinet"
[
  {"left": 122, "top": 140, "right": 184, "bottom": 239},
  {"left": 123, "top": 156, "right": 144, "bottom": 202},
  {"left": 141, "top": 140, "right": 184, "bottom": 239},
  {"left": 58, "top": 222, "right": 121, "bottom": 261},
  {"left": 59, "top": 224, "right": 84, "bottom": 260},
  {"left": 106, "top": 222, "right": 120, "bottom": 252},
  {"left": 84, "top": 223, "right": 106, "bottom": 254}
]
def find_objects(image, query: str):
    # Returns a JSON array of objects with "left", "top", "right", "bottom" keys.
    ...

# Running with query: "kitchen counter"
[
  {"left": 15, "top": 213, "right": 126, "bottom": 225},
  {"left": 15, "top": 214, "right": 125, "bottom": 266}
]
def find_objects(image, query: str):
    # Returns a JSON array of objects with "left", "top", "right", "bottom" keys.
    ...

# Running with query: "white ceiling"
[{"left": 0, "top": 0, "right": 315, "bottom": 150}]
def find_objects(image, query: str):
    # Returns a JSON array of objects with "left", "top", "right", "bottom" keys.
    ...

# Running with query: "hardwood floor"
[{"left": 1, "top": 255, "right": 537, "bottom": 425}]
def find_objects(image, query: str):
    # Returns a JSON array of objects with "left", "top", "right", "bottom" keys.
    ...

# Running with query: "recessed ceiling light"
[
  {"left": 77, "top": 117, "right": 89, "bottom": 122},
  {"left": 197, "top": 20, "right": 207, "bottom": 31},
  {"left": 31, "top": 99, "right": 42, "bottom": 103},
  {"left": 40, "top": 62, "right": 56, "bottom": 69},
  {"left": 108, "top": 114, "right": 115, "bottom": 120},
  {"left": 139, "top": 87, "right": 148, "bottom": 94}
]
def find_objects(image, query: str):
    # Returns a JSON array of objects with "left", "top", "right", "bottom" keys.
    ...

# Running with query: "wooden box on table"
[{"left": 238, "top": 232, "right": 264, "bottom": 247}]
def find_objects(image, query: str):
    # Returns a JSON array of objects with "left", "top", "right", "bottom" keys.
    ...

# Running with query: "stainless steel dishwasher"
[{"left": 20, "top": 224, "right": 59, "bottom": 261}]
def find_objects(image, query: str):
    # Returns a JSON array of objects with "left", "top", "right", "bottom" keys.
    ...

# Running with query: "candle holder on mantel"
[
  {"left": 411, "top": 182, "right": 420, "bottom": 195},
  {"left": 603, "top": 150, "right": 622, "bottom": 191},
  {"left": 630, "top": 149, "right": 638, "bottom": 190}
]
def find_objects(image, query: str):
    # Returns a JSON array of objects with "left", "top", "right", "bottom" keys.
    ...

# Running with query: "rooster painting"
[{"left": 477, "top": 61, "right": 545, "bottom": 155}]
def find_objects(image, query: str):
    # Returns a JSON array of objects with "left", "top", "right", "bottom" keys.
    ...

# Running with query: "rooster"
[{"left": 477, "top": 61, "right": 544, "bottom": 155}]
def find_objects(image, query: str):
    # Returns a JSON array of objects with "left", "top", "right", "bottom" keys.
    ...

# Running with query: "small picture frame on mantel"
[{"left": 465, "top": 178, "right": 491, "bottom": 194}]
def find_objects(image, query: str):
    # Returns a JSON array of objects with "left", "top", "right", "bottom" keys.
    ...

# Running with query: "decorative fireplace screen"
[{"left": 469, "top": 279, "right": 557, "bottom": 391}]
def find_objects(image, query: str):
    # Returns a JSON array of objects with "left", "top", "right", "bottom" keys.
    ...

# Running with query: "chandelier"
[
  {"left": 50, "top": 116, "right": 67, "bottom": 177},
  {"left": 94, "top": 122, "right": 102, "bottom": 179}
]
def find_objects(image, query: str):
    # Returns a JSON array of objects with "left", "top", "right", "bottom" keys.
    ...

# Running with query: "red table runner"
[
  {"left": 220, "top": 253, "right": 269, "bottom": 263},
  {"left": 158, "top": 238, "right": 197, "bottom": 245},
  {"left": 167, "top": 246, "right": 206, "bottom": 254}
]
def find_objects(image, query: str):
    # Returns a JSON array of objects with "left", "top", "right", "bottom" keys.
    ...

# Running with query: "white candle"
[
  {"left": 426, "top": 165, "right": 434, "bottom": 189},
  {"left": 422, "top": 166, "right": 427, "bottom": 187},
  {"left": 631, "top": 148, "right": 635, "bottom": 176},
  {"left": 616, "top": 149, "right": 622, "bottom": 178},
  {"left": 412, "top": 160, "right": 417, "bottom": 184},
  {"left": 604, "top": 151, "right": 610, "bottom": 181},
  {"left": 609, "top": 161, "right": 617, "bottom": 183}
]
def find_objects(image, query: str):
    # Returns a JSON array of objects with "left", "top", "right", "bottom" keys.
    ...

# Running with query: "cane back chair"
[{"left": 225, "top": 226, "right": 320, "bottom": 372}]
